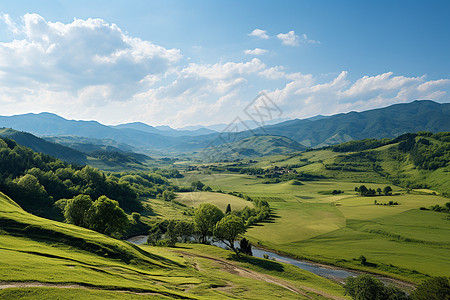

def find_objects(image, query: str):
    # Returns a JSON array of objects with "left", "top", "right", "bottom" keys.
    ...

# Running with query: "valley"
[{"left": 0, "top": 103, "right": 448, "bottom": 299}]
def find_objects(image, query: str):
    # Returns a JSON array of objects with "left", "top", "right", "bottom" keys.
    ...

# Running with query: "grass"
[
  {"left": 140, "top": 197, "right": 190, "bottom": 221},
  {"left": 176, "top": 192, "right": 253, "bottom": 211},
  {"left": 171, "top": 243, "right": 347, "bottom": 299},
  {"left": 0, "top": 191, "right": 346, "bottom": 299},
  {"left": 0, "top": 287, "right": 168, "bottom": 300}
]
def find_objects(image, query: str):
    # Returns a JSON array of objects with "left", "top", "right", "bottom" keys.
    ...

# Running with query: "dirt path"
[{"left": 174, "top": 250, "right": 347, "bottom": 300}]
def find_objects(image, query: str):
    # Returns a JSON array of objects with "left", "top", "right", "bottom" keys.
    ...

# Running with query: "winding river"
[
  {"left": 127, "top": 235, "right": 413, "bottom": 290},
  {"left": 129, "top": 235, "right": 356, "bottom": 283}
]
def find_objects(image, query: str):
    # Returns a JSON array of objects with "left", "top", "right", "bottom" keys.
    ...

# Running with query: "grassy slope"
[{"left": 0, "top": 192, "right": 347, "bottom": 299}]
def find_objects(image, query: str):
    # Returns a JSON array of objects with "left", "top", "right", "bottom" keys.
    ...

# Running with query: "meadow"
[
  {"left": 183, "top": 170, "right": 449, "bottom": 282},
  {"left": 176, "top": 192, "right": 253, "bottom": 211}
]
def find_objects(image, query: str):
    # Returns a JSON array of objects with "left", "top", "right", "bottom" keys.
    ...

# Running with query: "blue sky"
[{"left": 0, "top": 0, "right": 449, "bottom": 127}]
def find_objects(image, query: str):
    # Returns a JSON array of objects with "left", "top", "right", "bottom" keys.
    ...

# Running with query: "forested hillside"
[
  {"left": 324, "top": 132, "right": 450, "bottom": 194},
  {"left": 0, "top": 128, "right": 87, "bottom": 164},
  {"left": 0, "top": 137, "right": 178, "bottom": 223}
]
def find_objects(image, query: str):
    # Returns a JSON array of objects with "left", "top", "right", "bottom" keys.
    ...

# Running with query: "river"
[
  {"left": 127, "top": 235, "right": 413, "bottom": 290},
  {"left": 129, "top": 235, "right": 355, "bottom": 283}
]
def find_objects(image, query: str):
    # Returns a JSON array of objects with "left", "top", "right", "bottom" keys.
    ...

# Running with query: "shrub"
[
  {"left": 131, "top": 212, "right": 141, "bottom": 223},
  {"left": 411, "top": 276, "right": 450, "bottom": 300}
]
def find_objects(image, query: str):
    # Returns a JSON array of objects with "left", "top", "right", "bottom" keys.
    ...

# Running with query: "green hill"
[
  {"left": 254, "top": 100, "right": 450, "bottom": 148},
  {"left": 1, "top": 101, "right": 449, "bottom": 154},
  {"left": 0, "top": 128, "right": 87, "bottom": 164},
  {"left": 0, "top": 192, "right": 346, "bottom": 299},
  {"left": 250, "top": 131, "right": 450, "bottom": 195},
  {"left": 192, "top": 135, "right": 306, "bottom": 161}
]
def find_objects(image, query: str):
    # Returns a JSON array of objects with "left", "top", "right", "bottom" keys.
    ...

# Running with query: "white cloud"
[
  {"left": 0, "top": 14, "right": 448, "bottom": 128},
  {"left": 276, "top": 31, "right": 319, "bottom": 46},
  {"left": 417, "top": 79, "right": 450, "bottom": 92},
  {"left": 0, "top": 13, "right": 181, "bottom": 105},
  {"left": 300, "top": 33, "right": 320, "bottom": 44},
  {"left": 248, "top": 29, "right": 269, "bottom": 39},
  {"left": 244, "top": 48, "right": 268, "bottom": 55},
  {"left": 277, "top": 31, "right": 299, "bottom": 46},
  {"left": 267, "top": 71, "right": 450, "bottom": 119},
  {"left": 0, "top": 14, "right": 20, "bottom": 34},
  {"left": 129, "top": 58, "right": 267, "bottom": 126}
]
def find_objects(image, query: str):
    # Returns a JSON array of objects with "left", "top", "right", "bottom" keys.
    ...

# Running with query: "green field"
[
  {"left": 176, "top": 192, "right": 253, "bottom": 211},
  {"left": 182, "top": 171, "right": 450, "bottom": 282},
  {"left": 0, "top": 191, "right": 347, "bottom": 299}
]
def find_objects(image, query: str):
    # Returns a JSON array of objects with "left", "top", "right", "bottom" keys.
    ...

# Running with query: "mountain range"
[{"left": 0, "top": 100, "right": 448, "bottom": 158}]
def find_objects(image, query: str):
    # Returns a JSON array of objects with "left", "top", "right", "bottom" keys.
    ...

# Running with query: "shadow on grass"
[{"left": 230, "top": 254, "right": 284, "bottom": 272}]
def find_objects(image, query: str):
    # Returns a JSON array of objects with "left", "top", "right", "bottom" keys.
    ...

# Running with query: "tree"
[
  {"left": 376, "top": 188, "right": 382, "bottom": 196},
  {"left": 445, "top": 202, "right": 450, "bottom": 211},
  {"left": 162, "top": 190, "right": 175, "bottom": 201},
  {"left": 64, "top": 194, "right": 93, "bottom": 227},
  {"left": 214, "top": 215, "right": 246, "bottom": 257},
  {"left": 344, "top": 274, "right": 385, "bottom": 300},
  {"left": 239, "top": 238, "right": 252, "bottom": 256},
  {"left": 358, "top": 255, "right": 367, "bottom": 265},
  {"left": 166, "top": 220, "right": 178, "bottom": 246},
  {"left": 175, "top": 220, "right": 195, "bottom": 243},
  {"left": 88, "top": 196, "right": 129, "bottom": 236},
  {"left": 193, "top": 203, "right": 224, "bottom": 244},
  {"left": 191, "top": 180, "right": 205, "bottom": 191},
  {"left": 383, "top": 285, "right": 409, "bottom": 300},
  {"left": 131, "top": 212, "right": 141, "bottom": 223},
  {"left": 225, "top": 204, "right": 231, "bottom": 215},
  {"left": 358, "top": 185, "right": 368, "bottom": 196},
  {"left": 383, "top": 186, "right": 393, "bottom": 196},
  {"left": 13, "top": 174, "right": 49, "bottom": 202},
  {"left": 411, "top": 277, "right": 450, "bottom": 300}
]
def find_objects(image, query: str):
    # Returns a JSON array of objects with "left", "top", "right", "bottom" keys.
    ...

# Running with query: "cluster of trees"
[
  {"left": 355, "top": 185, "right": 392, "bottom": 197},
  {"left": 0, "top": 138, "right": 133, "bottom": 217},
  {"left": 110, "top": 171, "right": 174, "bottom": 199},
  {"left": 344, "top": 274, "right": 449, "bottom": 300},
  {"left": 147, "top": 203, "right": 252, "bottom": 257},
  {"left": 190, "top": 180, "right": 212, "bottom": 191},
  {"left": 183, "top": 181, "right": 272, "bottom": 226},
  {"left": 147, "top": 219, "right": 195, "bottom": 246},
  {"left": 374, "top": 200, "right": 399, "bottom": 206},
  {"left": 89, "top": 150, "right": 148, "bottom": 166},
  {"left": 57, "top": 194, "right": 129, "bottom": 237},
  {"left": 231, "top": 198, "right": 271, "bottom": 226},
  {"left": 420, "top": 202, "right": 450, "bottom": 213},
  {"left": 396, "top": 132, "right": 449, "bottom": 170},
  {"left": 0, "top": 137, "right": 179, "bottom": 226}
]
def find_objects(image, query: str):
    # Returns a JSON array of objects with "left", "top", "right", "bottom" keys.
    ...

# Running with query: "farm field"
[{"left": 182, "top": 172, "right": 450, "bottom": 281}]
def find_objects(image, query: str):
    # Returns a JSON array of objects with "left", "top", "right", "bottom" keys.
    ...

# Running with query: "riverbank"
[
  {"left": 126, "top": 235, "right": 415, "bottom": 291},
  {"left": 249, "top": 242, "right": 417, "bottom": 289}
]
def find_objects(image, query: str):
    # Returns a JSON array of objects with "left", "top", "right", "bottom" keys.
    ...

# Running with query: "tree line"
[{"left": 355, "top": 185, "right": 392, "bottom": 197}]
